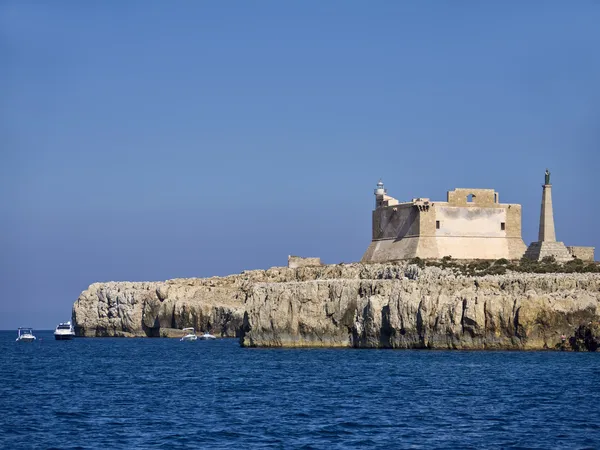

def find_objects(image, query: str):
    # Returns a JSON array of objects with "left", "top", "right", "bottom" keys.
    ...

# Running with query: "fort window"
[
  {"left": 501, "top": 222, "right": 506, "bottom": 231},
  {"left": 467, "top": 194, "right": 476, "bottom": 203},
  {"left": 436, "top": 220, "right": 440, "bottom": 229}
]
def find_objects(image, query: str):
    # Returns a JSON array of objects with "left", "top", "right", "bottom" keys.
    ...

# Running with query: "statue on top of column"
[{"left": 545, "top": 169, "right": 551, "bottom": 185}]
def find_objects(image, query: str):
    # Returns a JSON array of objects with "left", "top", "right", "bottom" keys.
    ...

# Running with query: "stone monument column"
[
  {"left": 538, "top": 169, "right": 556, "bottom": 242},
  {"left": 524, "top": 169, "right": 572, "bottom": 261}
]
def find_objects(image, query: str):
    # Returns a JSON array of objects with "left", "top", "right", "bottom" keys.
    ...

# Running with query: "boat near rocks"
[
  {"left": 199, "top": 332, "right": 216, "bottom": 340},
  {"left": 54, "top": 321, "right": 76, "bottom": 340},
  {"left": 180, "top": 327, "right": 198, "bottom": 342}
]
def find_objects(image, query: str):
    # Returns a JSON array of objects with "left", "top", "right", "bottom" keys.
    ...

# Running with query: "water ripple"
[{"left": 0, "top": 331, "right": 598, "bottom": 449}]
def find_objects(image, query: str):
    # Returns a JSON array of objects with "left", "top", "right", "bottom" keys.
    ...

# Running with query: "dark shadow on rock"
[{"left": 142, "top": 317, "right": 161, "bottom": 337}]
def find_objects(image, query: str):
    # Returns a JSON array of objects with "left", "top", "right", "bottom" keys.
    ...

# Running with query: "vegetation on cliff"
[{"left": 408, "top": 256, "right": 599, "bottom": 276}]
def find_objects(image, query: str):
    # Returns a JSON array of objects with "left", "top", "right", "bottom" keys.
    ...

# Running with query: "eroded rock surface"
[
  {"left": 240, "top": 263, "right": 600, "bottom": 349},
  {"left": 73, "top": 262, "right": 600, "bottom": 349},
  {"left": 73, "top": 276, "right": 246, "bottom": 337}
]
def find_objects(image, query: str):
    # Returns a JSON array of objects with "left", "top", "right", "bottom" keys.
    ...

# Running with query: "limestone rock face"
[
  {"left": 72, "top": 275, "right": 247, "bottom": 337},
  {"left": 570, "top": 322, "right": 600, "bottom": 351},
  {"left": 240, "top": 263, "right": 600, "bottom": 349},
  {"left": 72, "top": 263, "right": 600, "bottom": 349}
]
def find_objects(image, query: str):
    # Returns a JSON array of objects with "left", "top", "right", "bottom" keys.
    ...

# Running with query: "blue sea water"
[{"left": 0, "top": 331, "right": 598, "bottom": 449}]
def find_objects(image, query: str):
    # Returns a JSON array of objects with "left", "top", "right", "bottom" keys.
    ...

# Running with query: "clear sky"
[{"left": 1, "top": 1, "right": 598, "bottom": 329}]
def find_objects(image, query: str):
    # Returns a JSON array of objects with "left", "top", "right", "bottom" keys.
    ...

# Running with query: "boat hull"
[
  {"left": 54, "top": 334, "right": 75, "bottom": 340},
  {"left": 17, "top": 337, "right": 36, "bottom": 342}
]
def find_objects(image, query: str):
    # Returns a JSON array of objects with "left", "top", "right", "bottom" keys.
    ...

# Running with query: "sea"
[{"left": 0, "top": 330, "right": 598, "bottom": 449}]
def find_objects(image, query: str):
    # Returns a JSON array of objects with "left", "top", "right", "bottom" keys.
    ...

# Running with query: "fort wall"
[
  {"left": 372, "top": 204, "right": 419, "bottom": 240},
  {"left": 363, "top": 187, "right": 527, "bottom": 261},
  {"left": 566, "top": 246, "right": 595, "bottom": 262}
]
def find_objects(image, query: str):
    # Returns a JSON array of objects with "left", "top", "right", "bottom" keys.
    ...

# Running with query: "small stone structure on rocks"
[
  {"left": 288, "top": 255, "right": 322, "bottom": 269},
  {"left": 567, "top": 246, "right": 595, "bottom": 262}
]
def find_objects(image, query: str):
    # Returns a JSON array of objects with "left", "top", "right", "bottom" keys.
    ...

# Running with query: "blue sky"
[{"left": 1, "top": 1, "right": 598, "bottom": 329}]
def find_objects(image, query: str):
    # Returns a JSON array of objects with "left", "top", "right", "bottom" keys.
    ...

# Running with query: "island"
[{"left": 71, "top": 175, "right": 599, "bottom": 351}]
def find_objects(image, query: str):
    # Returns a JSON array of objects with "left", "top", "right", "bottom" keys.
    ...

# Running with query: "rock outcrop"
[
  {"left": 568, "top": 322, "right": 600, "bottom": 351},
  {"left": 73, "top": 262, "right": 600, "bottom": 350},
  {"left": 240, "top": 263, "right": 600, "bottom": 349},
  {"left": 73, "top": 276, "right": 247, "bottom": 337}
]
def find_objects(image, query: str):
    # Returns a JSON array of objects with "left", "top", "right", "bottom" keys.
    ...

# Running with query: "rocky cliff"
[
  {"left": 73, "top": 263, "right": 600, "bottom": 350},
  {"left": 73, "top": 267, "right": 324, "bottom": 337},
  {"left": 72, "top": 276, "right": 247, "bottom": 337}
]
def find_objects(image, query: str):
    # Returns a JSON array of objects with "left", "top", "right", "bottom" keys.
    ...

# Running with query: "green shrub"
[
  {"left": 543, "top": 263, "right": 561, "bottom": 273},
  {"left": 564, "top": 259, "right": 584, "bottom": 271},
  {"left": 409, "top": 257, "right": 425, "bottom": 268},
  {"left": 475, "top": 260, "right": 491, "bottom": 271},
  {"left": 583, "top": 264, "right": 600, "bottom": 273},
  {"left": 518, "top": 258, "right": 538, "bottom": 271},
  {"left": 519, "top": 256, "right": 534, "bottom": 266},
  {"left": 495, "top": 258, "right": 509, "bottom": 266},
  {"left": 485, "top": 265, "right": 507, "bottom": 275}
]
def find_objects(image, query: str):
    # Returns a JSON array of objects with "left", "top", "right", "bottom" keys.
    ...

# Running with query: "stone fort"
[{"left": 361, "top": 174, "right": 594, "bottom": 262}]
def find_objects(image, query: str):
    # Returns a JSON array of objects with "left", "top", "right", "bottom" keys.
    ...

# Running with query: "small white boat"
[
  {"left": 16, "top": 328, "right": 36, "bottom": 342},
  {"left": 54, "top": 321, "right": 76, "bottom": 340},
  {"left": 180, "top": 327, "right": 198, "bottom": 342},
  {"left": 199, "top": 332, "right": 216, "bottom": 340}
]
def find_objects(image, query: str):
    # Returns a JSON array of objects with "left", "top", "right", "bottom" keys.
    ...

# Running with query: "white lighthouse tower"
[
  {"left": 374, "top": 180, "right": 386, "bottom": 208},
  {"left": 374, "top": 179, "right": 399, "bottom": 208}
]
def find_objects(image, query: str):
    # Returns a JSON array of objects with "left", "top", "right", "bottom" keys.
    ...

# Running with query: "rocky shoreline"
[{"left": 72, "top": 262, "right": 600, "bottom": 351}]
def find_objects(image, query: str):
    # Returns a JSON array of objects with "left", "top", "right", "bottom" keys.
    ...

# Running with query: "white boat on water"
[
  {"left": 199, "top": 332, "right": 216, "bottom": 340},
  {"left": 180, "top": 327, "right": 198, "bottom": 342},
  {"left": 16, "top": 328, "right": 36, "bottom": 342},
  {"left": 54, "top": 321, "right": 76, "bottom": 340}
]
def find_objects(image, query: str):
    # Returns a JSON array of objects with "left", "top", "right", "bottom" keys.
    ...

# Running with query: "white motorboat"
[
  {"left": 180, "top": 327, "right": 198, "bottom": 342},
  {"left": 16, "top": 328, "right": 36, "bottom": 342},
  {"left": 54, "top": 321, "right": 76, "bottom": 340},
  {"left": 199, "top": 332, "right": 216, "bottom": 340}
]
